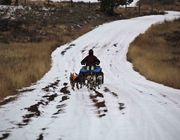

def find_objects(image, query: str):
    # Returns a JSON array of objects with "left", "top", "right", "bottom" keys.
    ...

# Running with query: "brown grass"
[
  {"left": 0, "top": 41, "right": 58, "bottom": 99},
  {"left": 115, "top": 4, "right": 166, "bottom": 18},
  {"left": 128, "top": 19, "right": 180, "bottom": 89},
  {"left": 0, "top": 22, "right": 101, "bottom": 101}
]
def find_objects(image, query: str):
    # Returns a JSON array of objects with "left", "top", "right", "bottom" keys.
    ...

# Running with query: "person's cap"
[{"left": 89, "top": 49, "right": 93, "bottom": 55}]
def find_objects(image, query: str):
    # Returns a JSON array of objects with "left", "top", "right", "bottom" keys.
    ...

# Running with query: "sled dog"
[{"left": 69, "top": 73, "right": 79, "bottom": 90}]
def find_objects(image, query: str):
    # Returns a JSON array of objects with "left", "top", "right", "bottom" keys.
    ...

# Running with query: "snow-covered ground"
[
  {"left": 128, "top": 0, "right": 139, "bottom": 7},
  {"left": 0, "top": 11, "right": 180, "bottom": 140},
  {"left": 52, "top": 0, "right": 139, "bottom": 6},
  {"left": 51, "top": 0, "right": 98, "bottom": 2},
  {"left": 31, "top": 0, "right": 139, "bottom": 5}
]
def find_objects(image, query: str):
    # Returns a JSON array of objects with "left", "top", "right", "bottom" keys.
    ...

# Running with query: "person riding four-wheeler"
[
  {"left": 79, "top": 49, "right": 104, "bottom": 89},
  {"left": 81, "top": 49, "right": 100, "bottom": 70}
]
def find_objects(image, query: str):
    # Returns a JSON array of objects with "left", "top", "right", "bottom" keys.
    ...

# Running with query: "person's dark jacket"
[{"left": 81, "top": 54, "right": 100, "bottom": 66}]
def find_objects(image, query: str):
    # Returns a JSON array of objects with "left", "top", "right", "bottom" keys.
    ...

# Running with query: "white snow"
[
  {"left": 32, "top": 0, "right": 139, "bottom": 4},
  {"left": 29, "top": 0, "right": 99, "bottom": 3},
  {"left": 0, "top": 11, "right": 180, "bottom": 140},
  {"left": 0, "top": 5, "right": 24, "bottom": 10},
  {"left": 129, "top": 0, "right": 139, "bottom": 7},
  {"left": 52, "top": 0, "right": 98, "bottom": 2}
]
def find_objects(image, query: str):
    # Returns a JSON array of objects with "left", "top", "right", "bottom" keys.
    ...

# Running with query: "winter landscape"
[{"left": 0, "top": 0, "right": 180, "bottom": 140}]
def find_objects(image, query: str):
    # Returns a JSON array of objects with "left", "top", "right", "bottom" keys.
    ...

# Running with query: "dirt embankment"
[{"left": 128, "top": 19, "right": 180, "bottom": 89}]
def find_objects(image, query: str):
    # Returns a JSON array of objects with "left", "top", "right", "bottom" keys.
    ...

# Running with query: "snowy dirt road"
[{"left": 0, "top": 11, "right": 180, "bottom": 140}]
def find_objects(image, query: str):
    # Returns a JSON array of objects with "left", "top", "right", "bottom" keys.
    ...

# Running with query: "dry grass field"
[
  {"left": 128, "top": 18, "right": 180, "bottom": 89},
  {"left": 0, "top": 41, "right": 58, "bottom": 99}
]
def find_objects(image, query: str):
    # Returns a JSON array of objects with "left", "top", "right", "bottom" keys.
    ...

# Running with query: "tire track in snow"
[
  {"left": 88, "top": 86, "right": 126, "bottom": 118},
  {"left": 0, "top": 80, "right": 72, "bottom": 139},
  {"left": 103, "top": 87, "right": 126, "bottom": 111},
  {"left": 16, "top": 80, "right": 61, "bottom": 128},
  {"left": 89, "top": 89, "right": 108, "bottom": 117}
]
